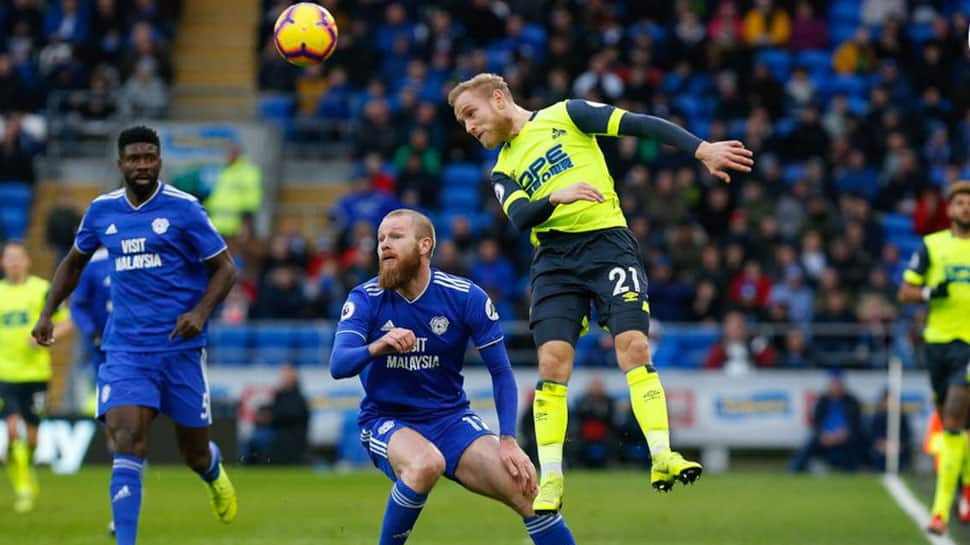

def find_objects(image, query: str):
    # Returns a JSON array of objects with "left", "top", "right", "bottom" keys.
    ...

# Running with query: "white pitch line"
[{"left": 882, "top": 474, "right": 958, "bottom": 545}]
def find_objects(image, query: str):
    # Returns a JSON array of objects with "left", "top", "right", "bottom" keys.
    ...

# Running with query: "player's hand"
[
  {"left": 31, "top": 315, "right": 55, "bottom": 347},
  {"left": 169, "top": 310, "right": 207, "bottom": 340},
  {"left": 695, "top": 140, "right": 754, "bottom": 183},
  {"left": 371, "top": 327, "right": 417, "bottom": 356},
  {"left": 929, "top": 281, "right": 949, "bottom": 299},
  {"left": 549, "top": 182, "right": 605, "bottom": 205},
  {"left": 499, "top": 436, "right": 537, "bottom": 497}
]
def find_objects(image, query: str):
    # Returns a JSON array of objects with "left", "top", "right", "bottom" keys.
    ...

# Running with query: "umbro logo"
[
  {"left": 112, "top": 485, "right": 130, "bottom": 503},
  {"left": 381, "top": 320, "right": 395, "bottom": 332},
  {"left": 105, "top": 224, "right": 118, "bottom": 235},
  {"left": 552, "top": 128, "right": 566, "bottom": 139}
]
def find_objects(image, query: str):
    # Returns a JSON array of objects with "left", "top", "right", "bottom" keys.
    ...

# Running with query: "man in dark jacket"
[
  {"left": 269, "top": 364, "right": 310, "bottom": 464},
  {"left": 790, "top": 369, "right": 869, "bottom": 472}
]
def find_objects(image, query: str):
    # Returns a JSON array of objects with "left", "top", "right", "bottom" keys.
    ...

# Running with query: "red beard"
[{"left": 378, "top": 245, "right": 422, "bottom": 290}]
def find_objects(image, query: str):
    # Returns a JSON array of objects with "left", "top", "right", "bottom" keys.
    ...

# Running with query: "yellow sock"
[
  {"left": 626, "top": 366, "right": 670, "bottom": 455},
  {"left": 534, "top": 381, "right": 568, "bottom": 477},
  {"left": 7, "top": 440, "right": 30, "bottom": 494},
  {"left": 931, "top": 430, "right": 968, "bottom": 521}
]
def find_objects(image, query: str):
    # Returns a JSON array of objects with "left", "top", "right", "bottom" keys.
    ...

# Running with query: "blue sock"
[
  {"left": 525, "top": 513, "right": 576, "bottom": 545},
  {"left": 110, "top": 455, "right": 144, "bottom": 545},
  {"left": 379, "top": 480, "right": 427, "bottom": 545},
  {"left": 196, "top": 441, "right": 222, "bottom": 483}
]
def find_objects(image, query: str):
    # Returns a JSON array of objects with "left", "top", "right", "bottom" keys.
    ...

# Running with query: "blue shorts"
[
  {"left": 96, "top": 349, "right": 212, "bottom": 428},
  {"left": 359, "top": 409, "right": 493, "bottom": 482}
]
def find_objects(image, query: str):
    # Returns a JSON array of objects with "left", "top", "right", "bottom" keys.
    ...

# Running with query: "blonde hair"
[
  {"left": 947, "top": 180, "right": 970, "bottom": 202},
  {"left": 383, "top": 209, "right": 437, "bottom": 256},
  {"left": 447, "top": 73, "right": 512, "bottom": 108}
]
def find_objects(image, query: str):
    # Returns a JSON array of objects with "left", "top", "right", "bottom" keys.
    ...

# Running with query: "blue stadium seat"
[
  {"left": 441, "top": 185, "right": 480, "bottom": 212},
  {"left": 774, "top": 117, "right": 796, "bottom": 137},
  {"left": 442, "top": 163, "right": 480, "bottom": 187},
  {"left": 676, "top": 327, "right": 720, "bottom": 368},
  {"left": 907, "top": 24, "right": 933, "bottom": 44},
  {"left": 252, "top": 325, "right": 294, "bottom": 365},
  {"left": 830, "top": 22, "right": 858, "bottom": 45},
  {"left": 882, "top": 213, "right": 914, "bottom": 238},
  {"left": 796, "top": 50, "right": 832, "bottom": 77},
  {"left": 293, "top": 326, "right": 324, "bottom": 366},
  {"left": 828, "top": 1, "right": 861, "bottom": 24},
  {"left": 0, "top": 182, "right": 32, "bottom": 208},
  {"left": 258, "top": 94, "right": 295, "bottom": 137},
  {"left": 0, "top": 207, "right": 28, "bottom": 240},
  {"left": 782, "top": 163, "right": 806, "bottom": 184},
  {"left": 755, "top": 49, "right": 791, "bottom": 81},
  {"left": 207, "top": 325, "right": 250, "bottom": 365},
  {"left": 889, "top": 234, "right": 922, "bottom": 259}
]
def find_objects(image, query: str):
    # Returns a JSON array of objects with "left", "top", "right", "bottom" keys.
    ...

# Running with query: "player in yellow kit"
[
  {"left": 0, "top": 241, "right": 71, "bottom": 512},
  {"left": 899, "top": 181, "right": 970, "bottom": 535},
  {"left": 448, "top": 73, "right": 753, "bottom": 512}
]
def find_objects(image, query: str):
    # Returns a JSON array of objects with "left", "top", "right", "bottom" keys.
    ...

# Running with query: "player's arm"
[
  {"left": 170, "top": 250, "right": 237, "bottom": 340},
  {"left": 32, "top": 247, "right": 92, "bottom": 346},
  {"left": 898, "top": 241, "right": 947, "bottom": 303},
  {"left": 493, "top": 172, "right": 604, "bottom": 231},
  {"left": 564, "top": 99, "right": 754, "bottom": 183},
  {"left": 478, "top": 340, "right": 518, "bottom": 438}
]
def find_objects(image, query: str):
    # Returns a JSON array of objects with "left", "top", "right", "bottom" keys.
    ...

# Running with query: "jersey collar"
[
  {"left": 396, "top": 272, "right": 431, "bottom": 304},
  {"left": 124, "top": 181, "right": 163, "bottom": 211}
]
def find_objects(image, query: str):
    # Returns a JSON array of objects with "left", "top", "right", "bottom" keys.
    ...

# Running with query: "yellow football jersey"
[
  {"left": 903, "top": 230, "right": 970, "bottom": 343},
  {"left": 0, "top": 276, "right": 69, "bottom": 383},
  {"left": 490, "top": 100, "right": 628, "bottom": 242}
]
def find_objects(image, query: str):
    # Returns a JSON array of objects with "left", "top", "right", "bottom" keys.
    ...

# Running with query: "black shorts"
[
  {"left": 530, "top": 227, "right": 650, "bottom": 346},
  {"left": 0, "top": 381, "right": 48, "bottom": 424},
  {"left": 924, "top": 341, "right": 970, "bottom": 403}
]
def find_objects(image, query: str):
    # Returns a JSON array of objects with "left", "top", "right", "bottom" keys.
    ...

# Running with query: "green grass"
[{"left": 3, "top": 468, "right": 926, "bottom": 545}]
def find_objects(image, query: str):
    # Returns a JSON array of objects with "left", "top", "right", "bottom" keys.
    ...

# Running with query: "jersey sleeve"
[
  {"left": 464, "top": 283, "right": 504, "bottom": 349},
  {"left": 903, "top": 240, "right": 930, "bottom": 285},
  {"left": 491, "top": 172, "right": 556, "bottom": 231},
  {"left": 184, "top": 200, "right": 228, "bottom": 261},
  {"left": 73, "top": 206, "right": 100, "bottom": 254},
  {"left": 565, "top": 99, "right": 625, "bottom": 136},
  {"left": 335, "top": 287, "right": 373, "bottom": 342}
]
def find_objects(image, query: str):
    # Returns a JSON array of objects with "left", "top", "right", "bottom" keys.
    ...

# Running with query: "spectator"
[
  {"left": 251, "top": 265, "right": 306, "bottom": 319},
  {"left": 647, "top": 256, "right": 692, "bottom": 321},
  {"left": 392, "top": 127, "right": 441, "bottom": 176},
  {"left": 268, "top": 364, "right": 310, "bottom": 465},
  {"left": 704, "top": 310, "right": 776, "bottom": 374},
  {"left": 790, "top": 369, "right": 868, "bottom": 472},
  {"left": 832, "top": 28, "right": 877, "bottom": 75},
  {"left": 121, "top": 21, "right": 172, "bottom": 83},
  {"left": 573, "top": 52, "right": 624, "bottom": 101},
  {"left": 769, "top": 265, "right": 814, "bottom": 325},
  {"left": 432, "top": 239, "right": 468, "bottom": 277},
  {"left": 206, "top": 142, "right": 264, "bottom": 237},
  {"left": 0, "top": 52, "right": 32, "bottom": 113},
  {"left": 913, "top": 186, "right": 951, "bottom": 235},
  {"left": 728, "top": 260, "right": 772, "bottom": 312},
  {"left": 868, "top": 389, "right": 912, "bottom": 471},
  {"left": 45, "top": 193, "right": 82, "bottom": 264},
  {"left": 353, "top": 98, "right": 398, "bottom": 159},
  {"left": 0, "top": 116, "right": 36, "bottom": 183},
  {"left": 778, "top": 328, "right": 820, "bottom": 368},
  {"left": 470, "top": 238, "right": 516, "bottom": 305},
  {"left": 789, "top": 0, "right": 828, "bottom": 51},
  {"left": 573, "top": 376, "right": 615, "bottom": 468},
  {"left": 742, "top": 0, "right": 791, "bottom": 48},
  {"left": 119, "top": 58, "right": 168, "bottom": 118}
]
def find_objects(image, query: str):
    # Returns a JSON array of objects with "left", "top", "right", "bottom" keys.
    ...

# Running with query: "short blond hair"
[
  {"left": 447, "top": 73, "right": 512, "bottom": 108},
  {"left": 383, "top": 209, "right": 436, "bottom": 256},
  {"left": 947, "top": 180, "right": 970, "bottom": 202}
]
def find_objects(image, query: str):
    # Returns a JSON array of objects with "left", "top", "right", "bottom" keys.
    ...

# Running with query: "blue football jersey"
[
  {"left": 335, "top": 269, "right": 504, "bottom": 420},
  {"left": 73, "top": 183, "right": 227, "bottom": 353}
]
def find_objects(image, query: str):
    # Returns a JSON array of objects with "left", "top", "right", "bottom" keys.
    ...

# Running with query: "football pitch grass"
[{"left": 3, "top": 467, "right": 933, "bottom": 544}]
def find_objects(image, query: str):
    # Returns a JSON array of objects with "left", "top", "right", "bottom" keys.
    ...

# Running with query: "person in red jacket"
[
  {"left": 704, "top": 310, "right": 776, "bottom": 374},
  {"left": 913, "top": 186, "right": 951, "bottom": 235}
]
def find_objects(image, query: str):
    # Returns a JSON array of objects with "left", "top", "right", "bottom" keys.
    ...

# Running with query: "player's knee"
[
  {"left": 537, "top": 342, "right": 573, "bottom": 383},
  {"left": 503, "top": 487, "right": 534, "bottom": 517},
  {"left": 614, "top": 330, "right": 650, "bottom": 369},
  {"left": 402, "top": 453, "right": 445, "bottom": 490},
  {"left": 110, "top": 427, "right": 148, "bottom": 458}
]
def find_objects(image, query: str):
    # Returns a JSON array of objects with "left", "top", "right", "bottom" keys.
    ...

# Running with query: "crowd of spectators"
[
  {"left": 0, "top": 0, "right": 178, "bottom": 171},
  {"left": 250, "top": 0, "right": 970, "bottom": 368}
]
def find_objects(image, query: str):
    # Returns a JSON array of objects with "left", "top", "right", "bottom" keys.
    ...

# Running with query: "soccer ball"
[{"left": 273, "top": 3, "right": 339, "bottom": 67}]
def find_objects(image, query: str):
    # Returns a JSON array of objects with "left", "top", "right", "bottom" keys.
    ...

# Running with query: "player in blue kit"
[
  {"left": 31, "top": 126, "right": 239, "bottom": 545},
  {"left": 70, "top": 247, "right": 112, "bottom": 411},
  {"left": 330, "top": 209, "right": 577, "bottom": 545}
]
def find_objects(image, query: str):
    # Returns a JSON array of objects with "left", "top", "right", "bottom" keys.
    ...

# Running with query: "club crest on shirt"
[
  {"left": 430, "top": 316, "right": 449, "bottom": 335},
  {"left": 485, "top": 298, "right": 499, "bottom": 321},
  {"left": 152, "top": 217, "right": 169, "bottom": 235},
  {"left": 340, "top": 301, "right": 355, "bottom": 321}
]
